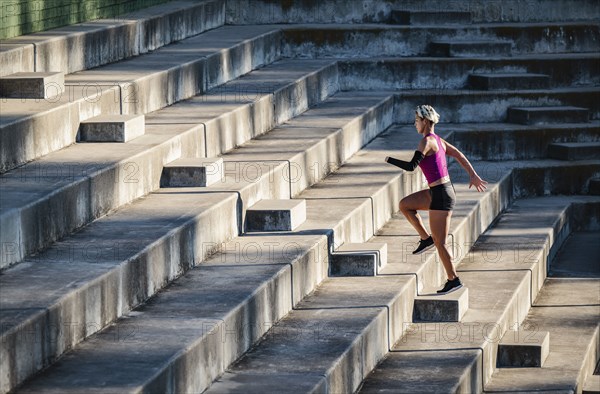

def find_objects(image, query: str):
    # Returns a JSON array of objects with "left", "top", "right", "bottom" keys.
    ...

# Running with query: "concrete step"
[
  {"left": 486, "top": 278, "right": 600, "bottom": 392},
  {"left": 0, "top": 58, "right": 340, "bottom": 269},
  {"left": 429, "top": 40, "right": 513, "bottom": 57},
  {"left": 0, "top": 190, "right": 240, "bottom": 394},
  {"left": 549, "top": 231, "right": 600, "bottom": 279},
  {"left": 78, "top": 114, "right": 145, "bottom": 143},
  {"left": 226, "top": 1, "right": 600, "bottom": 24},
  {"left": 329, "top": 242, "right": 388, "bottom": 277},
  {"left": 245, "top": 199, "right": 307, "bottom": 232},
  {"left": 207, "top": 169, "right": 599, "bottom": 392},
  {"left": 282, "top": 23, "right": 600, "bottom": 58},
  {"left": 0, "top": 91, "right": 394, "bottom": 392},
  {"left": 160, "top": 157, "right": 224, "bottom": 187},
  {"left": 591, "top": 178, "right": 600, "bottom": 195},
  {"left": 548, "top": 142, "right": 600, "bottom": 160},
  {"left": 468, "top": 72, "right": 550, "bottom": 90},
  {"left": 0, "top": 72, "right": 65, "bottom": 99},
  {"left": 358, "top": 196, "right": 600, "bottom": 393},
  {"left": 206, "top": 276, "right": 414, "bottom": 393},
  {"left": 340, "top": 54, "right": 600, "bottom": 90},
  {"left": 0, "top": 24, "right": 282, "bottom": 173},
  {"left": 497, "top": 329, "right": 550, "bottom": 367},
  {"left": 0, "top": 0, "right": 225, "bottom": 76},
  {"left": 413, "top": 287, "right": 469, "bottom": 322},
  {"left": 392, "top": 88, "right": 600, "bottom": 124},
  {"left": 389, "top": 10, "right": 472, "bottom": 25},
  {"left": 10, "top": 126, "right": 428, "bottom": 393},
  {"left": 508, "top": 106, "right": 590, "bottom": 125},
  {"left": 584, "top": 370, "right": 600, "bottom": 394},
  {"left": 436, "top": 122, "right": 600, "bottom": 161}
]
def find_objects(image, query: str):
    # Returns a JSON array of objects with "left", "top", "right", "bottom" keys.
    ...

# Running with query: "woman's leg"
[
  {"left": 399, "top": 189, "right": 431, "bottom": 240},
  {"left": 429, "top": 209, "right": 457, "bottom": 280}
]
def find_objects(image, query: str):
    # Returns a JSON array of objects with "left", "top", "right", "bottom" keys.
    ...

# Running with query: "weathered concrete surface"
[
  {"left": 0, "top": 191, "right": 239, "bottom": 394},
  {"left": 147, "top": 59, "right": 340, "bottom": 158},
  {"left": 161, "top": 157, "right": 224, "bottom": 187},
  {"left": 392, "top": 88, "right": 600, "bottom": 123},
  {"left": 468, "top": 73, "right": 550, "bottom": 90},
  {"left": 0, "top": 72, "right": 64, "bottom": 99},
  {"left": 282, "top": 23, "right": 600, "bottom": 58},
  {"left": 0, "top": 83, "right": 121, "bottom": 173},
  {"left": 359, "top": 349, "right": 482, "bottom": 394},
  {"left": 13, "top": 233, "right": 330, "bottom": 394},
  {"left": 245, "top": 199, "right": 307, "bottom": 232},
  {"left": 548, "top": 142, "right": 600, "bottom": 161},
  {"left": 550, "top": 232, "right": 600, "bottom": 277},
  {"left": 0, "top": 59, "right": 341, "bottom": 269},
  {"left": 508, "top": 105, "right": 590, "bottom": 125},
  {"left": 390, "top": 10, "right": 472, "bottom": 25},
  {"left": 10, "top": 137, "right": 426, "bottom": 393},
  {"left": 0, "top": 0, "right": 225, "bottom": 75},
  {"left": 438, "top": 122, "right": 600, "bottom": 161},
  {"left": 225, "top": 0, "right": 600, "bottom": 24},
  {"left": 207, "top": 276, "right": 414, "bottom": 394},
  {"left": 340, "top": 54, "right": 600, "bottom": 90},
  {"left": 0, "top": 43, "right": 34, "bottom": 77},
  {"left": 429, "top": 40, "right": 513, "bottom": 57},
  {"left": 330, "top": 242, "right": 388, "bottom": 277},
  {"left": 486, "top": 278, "right": 600, "bottom": 392},
  {"left": 359, "top": 197, "right": 600, "bottom": 392},
  {"left": 65, "top": 25, "right": 282, "bottom": 115},
  {"left": 413, "top": 287, "right": 469, "bottom": 322},
  {"left": 78, "top": 114, "right": 145, "bottom": 142},
  {"left": 497, "top": 329, "right": 550, "bottom": 367}
]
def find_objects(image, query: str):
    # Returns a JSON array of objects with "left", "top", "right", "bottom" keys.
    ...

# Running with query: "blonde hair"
[{"left": 416, "top": 105, "right": 440, "bottom": 124}]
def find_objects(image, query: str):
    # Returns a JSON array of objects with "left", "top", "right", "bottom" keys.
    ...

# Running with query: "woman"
[{"left": 385, "top": 105, "right": 487, "bottom": 294}]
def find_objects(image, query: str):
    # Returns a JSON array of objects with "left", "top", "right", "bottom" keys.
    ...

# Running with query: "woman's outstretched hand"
[{"left": 469, "top": 174, "right": 488, "bottom": 192}]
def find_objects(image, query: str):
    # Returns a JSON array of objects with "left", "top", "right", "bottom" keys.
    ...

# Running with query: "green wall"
[{"left": 0, "top": 0, "right": 175, "bottom": 39}]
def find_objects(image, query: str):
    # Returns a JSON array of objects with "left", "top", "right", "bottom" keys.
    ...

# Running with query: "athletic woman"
[{"left": 385, "top": 105, "right": 487, "bottom": 294}]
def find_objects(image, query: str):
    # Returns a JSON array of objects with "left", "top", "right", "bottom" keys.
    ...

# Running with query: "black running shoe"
[
  {"left": 437, "top": 277, "right": 463, "bottom": 294},
  {"left": 412, "top": 236, "right": 434, "bottom": 255}
]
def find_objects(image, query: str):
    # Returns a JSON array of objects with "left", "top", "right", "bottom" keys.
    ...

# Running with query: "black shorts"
[{"left": 429, "top": 182, "right": 456, "bottom": 211}]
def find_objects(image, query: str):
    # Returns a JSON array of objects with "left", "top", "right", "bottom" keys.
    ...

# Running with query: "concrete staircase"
[{"left": 1, "top": 0, "right": 599, "bottom": 393}]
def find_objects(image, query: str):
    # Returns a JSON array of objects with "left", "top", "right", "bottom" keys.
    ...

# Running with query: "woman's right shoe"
[{"left": 412, "top": 236, "right": 434, "bottom": 254}]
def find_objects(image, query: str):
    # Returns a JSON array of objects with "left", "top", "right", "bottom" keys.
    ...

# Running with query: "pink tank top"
[{"left": 418, "top": 133, "right": 449, "bottom": 184}]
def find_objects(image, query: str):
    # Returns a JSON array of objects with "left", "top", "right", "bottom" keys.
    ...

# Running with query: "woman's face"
[{"left": 414, "top": 115, "right": 426, "bottom": 134}]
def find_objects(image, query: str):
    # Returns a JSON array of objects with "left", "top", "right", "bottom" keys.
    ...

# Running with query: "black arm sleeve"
[{"left": 385, "top": 151, "right": 425, "bottom": 171}]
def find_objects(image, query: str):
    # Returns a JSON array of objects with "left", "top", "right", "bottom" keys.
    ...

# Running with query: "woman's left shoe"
[{"left": 437, "top": 277, "right": 463, "bottom": 294}]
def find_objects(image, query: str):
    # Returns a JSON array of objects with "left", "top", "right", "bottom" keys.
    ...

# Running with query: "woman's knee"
[
  {"left": 431, "top": 234, "right": 447, "bottom": 246},
  {"left": 399, "top": 198, "right": 412, "bottom": 213}
]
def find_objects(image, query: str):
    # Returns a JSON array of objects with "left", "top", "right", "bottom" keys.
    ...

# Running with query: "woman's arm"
[
  {"left": 385, "top": 151, "right": 424, "bottom": 171},
  {"left": 442, "top": 139, "right": 488, "bottom": 192},
  {"left": 385, "top": 139, "right": 429, "bottom": 171}
]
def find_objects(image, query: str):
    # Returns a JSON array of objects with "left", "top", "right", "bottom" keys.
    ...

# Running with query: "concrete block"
[
  {"left": 413, "top": 287, "right": 469, "bottom": 322},
  {"left": 583, "top": 374, "right": 600, "bottom": 394},
  {"left": 390, "top": 10, "right": 472, "bottom": 25},
  {"left": 0, "top": 72, "right": 64, "bottom": 99},
  {"left": 429, "top": 40, "right": 512, "bottom": 57},
  {"left": 161, "top": 158, "right": 224, "bottom": 187},
  {"left": 497, "top": 330, "right": 550, "bottom": 367},
  {"left": 245, "top": 199, "right": 306, "bottom": 232},
  {"left": 329, "top": 242, "right": 388, "bottom": 277},
  {"left": 0, "top": 43, "right": 34, "bottom": 77},
  {"left": 548, "top": 142, "right": 600, "bottom": 161},
  {"left": 79, "top": 114, "right": 145, "bottom": 142},
  {"left": 508, "top": 106, "right": 590, "bottom": 125},
  {"left": 469, "top": 73, "right": 550, "bottom": 90}
]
